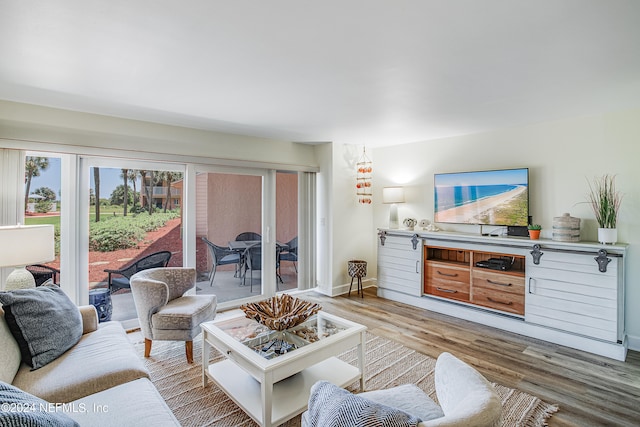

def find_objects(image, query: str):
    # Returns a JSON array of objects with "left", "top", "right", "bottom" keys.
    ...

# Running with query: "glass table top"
[{"left": 213, "top": 313, "right": 349, "bottom": 360}]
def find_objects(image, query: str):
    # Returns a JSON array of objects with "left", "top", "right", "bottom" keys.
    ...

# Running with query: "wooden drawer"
[
  {"left": 426, "top": 281, "right": 470, "bottom": 302},
  {"left": 472, "top": 269, "right": 525, "bottom": 296},
  {"left": 425, "top": 263, "right": 470, "bottom": 285},
  {"left": 425, "top": 262, "right": 470, "bottom": 302},
  {"left": 472, "top": 286, "right": 524, "bottom": 315}
]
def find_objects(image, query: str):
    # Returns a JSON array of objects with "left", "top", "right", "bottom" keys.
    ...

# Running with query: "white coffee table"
[{"left": 201, "top": 310, "right": 367, "bottom": 427}]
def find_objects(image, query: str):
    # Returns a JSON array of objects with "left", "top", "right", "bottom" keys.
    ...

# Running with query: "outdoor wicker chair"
[
  {"left": 104, "top": 250, "right": 172, "bottom": 293},
  {"left": 201, "top": 237, "right": 241, "bottom": 286}
]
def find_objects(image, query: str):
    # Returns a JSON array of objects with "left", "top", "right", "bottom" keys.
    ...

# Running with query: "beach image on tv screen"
[{"left": 434, "top": 169, "right": 528, "bottom": 226}]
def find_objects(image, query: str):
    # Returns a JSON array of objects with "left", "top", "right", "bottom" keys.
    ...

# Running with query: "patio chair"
[
  {"left": 278, "top": 236, "right": 298, "bottom": 274},
  {"left": 104, "top": 250, "right": 172, "bottom": 293},
  {"left": 242, "top": 244, "right": 261, "bottom": 292},
  {"left": 201, "top": 237, "right": 241, "bottom": 286},
  {"left": 242, "top": 244, "right": 282, "bottom": 291},
  {"left": 235, "top": 232, "right": 261, "bottom": 241},
  {"left": 26, "top": 264, "right": 60, "bottom": 286}
]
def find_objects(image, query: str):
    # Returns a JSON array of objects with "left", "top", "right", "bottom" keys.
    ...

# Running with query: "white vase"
[{"left": 598, "top": 228, "right": 617, "bottom": 245}]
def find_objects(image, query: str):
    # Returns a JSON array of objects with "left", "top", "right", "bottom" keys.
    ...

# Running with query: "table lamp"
[
  {"left": 382, "top": 186, "right": 405, "bottom": 229},
  {"left": 0, "top": 224, "right": 55, "bottom": 291}
]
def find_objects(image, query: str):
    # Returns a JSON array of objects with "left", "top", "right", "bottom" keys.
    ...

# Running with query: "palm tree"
[
  {"left": 158, "top": 171, "right": 183, "bottom": 212},
  {"left": 93, "top": 167, "right": 101, "bottom": 222},
  {"left": 127, "top": 169, "right": 139, "bottom": 211},
  {"left": 120, "top": 168, "right": 129, "bottom": 216},
  {"left": 140, "top": 170, "right": 155, "bottom": 215},
  {"left": 24, "top": 156, "right": 49, "bottom": 209}
]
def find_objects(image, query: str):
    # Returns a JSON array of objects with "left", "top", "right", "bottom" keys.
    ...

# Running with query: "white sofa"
[
  {"left": 303, "top": 352, "right": 502, "bottom": 427},
  {"left": 1, "top": 304, "right": 180, "bottom": 426}
]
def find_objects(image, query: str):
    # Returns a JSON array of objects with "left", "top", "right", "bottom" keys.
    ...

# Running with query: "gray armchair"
[{"left": 130, "top": 267, "right": 217, "bottom": 363}]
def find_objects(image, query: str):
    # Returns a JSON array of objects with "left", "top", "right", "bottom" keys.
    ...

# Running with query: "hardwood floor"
[{"left": 301, "top": 288, "right": 640, "bottom": 427}]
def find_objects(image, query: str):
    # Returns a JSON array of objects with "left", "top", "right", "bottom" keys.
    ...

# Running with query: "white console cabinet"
[
  {"left": 377, "top": 233, "right": 422, "bottom": 297},
  {"left": 526, "top": 248, "right": 624, "bottom": 343},
  {"left": 376, "top": 229, "right": 628, "bottom": 361}
]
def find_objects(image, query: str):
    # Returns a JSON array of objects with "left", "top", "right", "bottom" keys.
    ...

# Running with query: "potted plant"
[
  {"left": 528, "top": 224, "right": 542, "bottom": 240},
  {"left": 587, "top": 174, "right": 622, "bottom": 244}
]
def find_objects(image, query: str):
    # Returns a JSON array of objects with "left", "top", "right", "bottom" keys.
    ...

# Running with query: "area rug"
[{"left": 134, "top": 333, "right": 558, "bottom": 426}]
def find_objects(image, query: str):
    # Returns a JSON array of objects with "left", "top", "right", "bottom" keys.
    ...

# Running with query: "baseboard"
[
  {"left": 627, "top": 334, "right": 640, "bottom": 352},
  {"left": 330, "top": 278, "right": 376, "bottom": 297}
]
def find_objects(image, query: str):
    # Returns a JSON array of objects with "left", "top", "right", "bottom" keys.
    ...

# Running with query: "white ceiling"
[{"left": 1, "top": 0, "right": 639, "bottom": 147}]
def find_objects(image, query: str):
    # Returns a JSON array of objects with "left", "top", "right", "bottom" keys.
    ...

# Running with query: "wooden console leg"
[
  {"left": 144, "top": 338, "right": 152, "bottom": 358},
  {"left": 185, "top": 340, "right": 193, "bottom": 363}
]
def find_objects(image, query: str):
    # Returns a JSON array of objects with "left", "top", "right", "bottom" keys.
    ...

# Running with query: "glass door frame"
[
  {"left": 193, "top": 165, "right": 277, "bottom": 310},
  {"left": 79, "top": 157, "right": 187, "bottom": 329}
]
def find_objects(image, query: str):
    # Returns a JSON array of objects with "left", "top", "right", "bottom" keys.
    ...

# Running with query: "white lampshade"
[
  {"left": 0, "top": 224, "right": 55, "bottom": 290},
  {"left": 382, "top": 186, "right": 405, "bottom": 204},
  {"left": 382, "top": 187, "right": 405, "bottom": 229}
]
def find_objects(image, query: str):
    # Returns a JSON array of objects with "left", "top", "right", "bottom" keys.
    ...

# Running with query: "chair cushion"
[
  {"left": 111, "top": 277, "right": 131, "bottom": 289},
  {"left": 0, "top": 380, "right": 79, "bottom": 427},
  {"left": 219, "top": 253, "right": 240, "bottom": 264},
  {"left": 0, "top": 286, "right": 83, "bottom": 370},
  {"left": 280, "top": 253, "right": 297, "bottom": 262},
  {"left": 306, "top": 380, "right": 422, "bottom": 427},
  {"left": 67, "top": 378, "right": 179, "bottom": 426},
  {"left": 152, "top": 295, "right": 216, "bottom": 331},
  {"left": 359, "top": 384, "right": 444, "bottom": 422}
]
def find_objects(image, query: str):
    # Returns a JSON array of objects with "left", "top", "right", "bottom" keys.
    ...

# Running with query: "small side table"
[
  {"left": 347, "top": 260, "right": 367, "bottom": 297},
  {"left": 89, "top": 288, "right": 113, "bottom": 322}
]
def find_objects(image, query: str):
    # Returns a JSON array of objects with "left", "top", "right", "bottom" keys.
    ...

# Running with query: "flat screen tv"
[{"left": 434, "top": 168, "right": 529, "bottom": 226}]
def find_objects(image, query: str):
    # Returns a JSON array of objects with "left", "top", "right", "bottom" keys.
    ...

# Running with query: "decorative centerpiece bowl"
[{"left": 240, "top": 294, "right": 322, "bottom": 331}]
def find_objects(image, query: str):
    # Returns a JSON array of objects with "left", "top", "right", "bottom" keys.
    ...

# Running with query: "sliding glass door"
[
  {"left": 6, "top": 148, "right": 317, "bottom": 321},
  {"left": 195, "top": 170, "right": 267, "bottom": 305},
  {"left": 81, "top": 158, "right": 185, "bottom": 329},
  {"left": 275, "top": 171, "right": 299, "bottom": 291},
  {"left": 23, "top": 153, "right": 63, "bottom": 286}
]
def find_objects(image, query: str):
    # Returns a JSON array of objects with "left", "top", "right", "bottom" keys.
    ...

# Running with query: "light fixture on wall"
[
  {"left": 0, "top": 224, "right": 55, "bottom": 290},
  {"left": 382, "top": 186, "right": 405, "bottom": 229}
]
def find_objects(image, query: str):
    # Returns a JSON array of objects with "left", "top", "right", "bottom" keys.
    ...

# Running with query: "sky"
[
  {"left": 434, "top": 168, "right": 529, "bottom": 187},
  {"left": 27, "top": 158, "right": 138, "bottom": 200}
]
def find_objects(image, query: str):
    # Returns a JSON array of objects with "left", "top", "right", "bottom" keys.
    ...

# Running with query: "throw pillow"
[
  {"left": 306, "top": 381, "right": 422, "bottom": 427},
  {"left": 0, "top": 380, "right": 79, "bottom": 427},
  {"left": 360, "top": 384, "right": 444, "bottom": 422},
  {"left": 0, "top": 286, "right": 83, "bottom": 370}
]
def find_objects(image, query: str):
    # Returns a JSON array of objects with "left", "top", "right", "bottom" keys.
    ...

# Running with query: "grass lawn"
[
  {"left": 24, "top": 216, "right": 60, "bottom": 227},
  {"left": 25, "top": 208, "right": 179, "bottom": 255},
  {"left": 24, "top": 205, "right": 129, "bottom": 228}
]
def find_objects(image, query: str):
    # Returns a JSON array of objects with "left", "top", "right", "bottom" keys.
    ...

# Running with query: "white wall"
[
  {"left": 330, "top": 144, "right": 376, "bottom": 295},
  {"left": 4, "top": 100, "right": 639, "bottom": 349},
  {"left": 315, "top": 143, "right": 333, "bottom": 294},
  {"left": 0, "top": 100, "right": 318, "bottom": 168},
  {"left": 315, "top": 143, "right": 377, "bottom": 296},
  {"left": 369, "top": 108, "right": 640, "bottom": 349}
]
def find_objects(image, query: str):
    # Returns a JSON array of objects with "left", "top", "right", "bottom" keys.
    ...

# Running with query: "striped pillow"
[
  {"left": 306, "top": 381, "right": 421, "bottom": 427},
  {"left": 0, "top": 380, "right": 78, "bottom": 427}
]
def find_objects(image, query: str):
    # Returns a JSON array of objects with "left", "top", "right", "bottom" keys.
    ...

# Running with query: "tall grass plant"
[{"left": 587, "top": 174, "right": 622, "bottom": 229}]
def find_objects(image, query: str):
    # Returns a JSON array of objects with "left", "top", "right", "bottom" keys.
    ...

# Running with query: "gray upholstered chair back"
[
  {"left": 130, "top": 267, "right": 197, "bottom": 339},
  {"left": 132, "top": 267, "right": 195, "bottom": 301}
]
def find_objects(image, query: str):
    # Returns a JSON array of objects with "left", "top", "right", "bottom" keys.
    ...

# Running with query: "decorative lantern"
[{"left": 356, "top": 148, "right": 372, "bottom": 204}]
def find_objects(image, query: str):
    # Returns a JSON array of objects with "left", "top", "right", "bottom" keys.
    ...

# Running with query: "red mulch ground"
[{"left": 44, "top": 217, "right": 208, "bottom": 284}]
